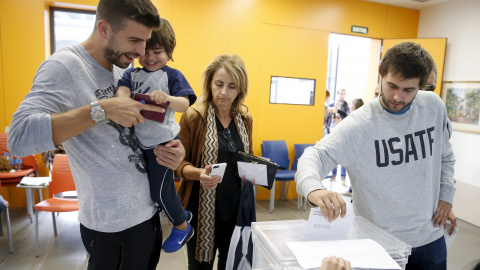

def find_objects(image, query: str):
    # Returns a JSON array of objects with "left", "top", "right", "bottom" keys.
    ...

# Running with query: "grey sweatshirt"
[
  {"left": 295, "top": 91, "right": 456, "bottom": 247},
  {"left": 7, "top": 44, "right": 156, "bottom": 232}
]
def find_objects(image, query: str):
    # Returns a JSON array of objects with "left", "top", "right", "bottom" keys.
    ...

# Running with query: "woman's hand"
[
  {"left": 199, "top": 164, "right": 222, "bottom": 190},
  {"left": 241, "top": 174, "right": 256, "bottom": 185}
]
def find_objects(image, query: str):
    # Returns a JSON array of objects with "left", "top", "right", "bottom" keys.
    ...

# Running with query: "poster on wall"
[{"left": 442, "top": 82, "right": 480, "bottom": 134}]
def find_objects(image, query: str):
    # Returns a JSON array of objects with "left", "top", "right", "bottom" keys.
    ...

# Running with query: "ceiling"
[{"left": 363, "top": 0, "right": 454, "bottom": 10}]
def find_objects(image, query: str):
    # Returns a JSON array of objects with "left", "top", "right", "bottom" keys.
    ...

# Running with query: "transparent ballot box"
[{"left": 251, "top": 216, "right": 412, "bottom": 270}]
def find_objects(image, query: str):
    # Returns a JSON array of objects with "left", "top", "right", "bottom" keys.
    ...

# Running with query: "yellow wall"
[
  {"left": 0, "top": 0, "right": 419, "bottom": 203},
  {"left": 0, "top": 29, "right": 4, "bottom": 131}
]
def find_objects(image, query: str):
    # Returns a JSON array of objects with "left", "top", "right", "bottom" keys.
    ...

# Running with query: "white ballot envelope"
[
  {"left": 443, "top": 223, "right": 459, "bottom": 252},
  {"left": 304, "top": 205, "right": 354, "bottom": 240},
  {"left": 18, "top": 176, "right": 51, "bottom": 187},
  {"left": 237, "top": 162, "right": 268, "bottom": 186},
  {"left": 287, "top": 239, "right": 401, "bottom": 270}
]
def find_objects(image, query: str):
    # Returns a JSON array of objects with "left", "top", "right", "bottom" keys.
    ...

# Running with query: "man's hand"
[
  {"left": 100, "top": 97, "right": 165, "bottom": 127},
  {"left": 307, "top": 189, "right": 346, "bottom": 222},
  {"left": 432, "top": 200, "right": 452, "bottom": 228},
  {"left": 199, "top": 165, "right": 222, "bottom": 190},
  {"left": 333, "top": 99, "right": 343, "bottom": 112},
  {"left": 153, "top": 139, "right": 185, "bottom": 170},
  {"left": 319, "top": 256, "right": 351, "bottom": 270},
  {"left": 444, "top": 210, "right": 457, "bottom": 235}
]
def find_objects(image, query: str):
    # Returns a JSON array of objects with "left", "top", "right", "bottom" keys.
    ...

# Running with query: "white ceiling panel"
[{"left": 362, "top": 0, "right": 454, "bottom": 10}]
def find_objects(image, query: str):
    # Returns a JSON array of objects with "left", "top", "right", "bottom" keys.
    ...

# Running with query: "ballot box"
[{"left": 251, "top": 217, "right": 411, "bottom": 270}]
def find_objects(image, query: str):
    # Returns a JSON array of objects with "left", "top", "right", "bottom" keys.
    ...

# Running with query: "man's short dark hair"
[
  {"left": 147, "top": 18, "right": 176, "bottom": 61},
  {"left": 96, "top": 0, "right": 160, "bottom": 32},
  {"left": 379, "top": 42, "right": 434, "bottom": 89}
]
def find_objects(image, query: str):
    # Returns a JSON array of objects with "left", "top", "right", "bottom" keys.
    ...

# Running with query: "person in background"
[
  {"left": 331, "top": 89, "right": 350, "bottom": 115},
  {"left": 424, "top": 62, "right": 437, "bottom": 91},
  {"left": 419, "top": 61, "right": 458, "bottom": 233},
  {"left": 324, "top": 90, "right": 331, "bottom": 136},
  {"left": 325, "top": 89, "right": 350, "bottom": 135},
  {"left": 327, "top": 89, "right": 350, "bottom": 183},
  {"left": 373, "top": 83, "right": 381, "bottom": 99},
  {"left": 350, "top": 98, "right": 364, "bottom": 112},
  {"left": 116, "top": 18, "right": 197, "bottom": 253},
  {"left": 7, "top": 1, "right": 185, "bottom": 268},
  {"left": 296, "top": 42, "right": 456, "bottom": 270},
  {"left": 330, "top": 109, "right": 348, "bottom": 185},
  {"left": 175, "top": 54, "right": 253, "bottom": 270}
]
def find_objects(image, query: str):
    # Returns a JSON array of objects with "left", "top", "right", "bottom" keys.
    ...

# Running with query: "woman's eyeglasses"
[{"left": 221, "top": 128, "right": 237, "bottom": 152}]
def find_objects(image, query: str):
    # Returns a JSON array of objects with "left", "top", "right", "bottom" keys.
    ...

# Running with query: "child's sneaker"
[
  {"left": 162, "top": 222, "right": 194, "bottom": 253},
  {"left": 184, "top": 209, "right": 192, "bottom": 223},
  {"left": 162, "top": 210, "right": 194, "bottom": 253}
]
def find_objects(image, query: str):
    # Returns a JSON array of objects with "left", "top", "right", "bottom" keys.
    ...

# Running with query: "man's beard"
[
  {"left": 380, "top": 86, "right": 409, "bottom": 112},
  {"left": 103, "top": 37, "right": 138, "bottom": 69}
]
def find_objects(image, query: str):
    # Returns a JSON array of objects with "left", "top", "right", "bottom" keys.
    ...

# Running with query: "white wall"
[{"left": 418, "top": 0, "right": 480, "bottom": 226}]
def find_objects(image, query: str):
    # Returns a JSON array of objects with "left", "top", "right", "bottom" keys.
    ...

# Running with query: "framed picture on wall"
[{"left": 441, "top": 81, "right": 480, "bottom": 134}]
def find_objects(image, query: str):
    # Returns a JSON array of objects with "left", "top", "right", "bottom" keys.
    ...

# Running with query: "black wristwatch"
[{"left": 90, "top": 101, "right": 106, "bottom": 123}]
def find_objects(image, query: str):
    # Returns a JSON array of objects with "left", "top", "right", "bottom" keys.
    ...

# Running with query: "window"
[
  {"left": 50, "top": 7, "right": 96, "bottom": 53},
  {"left": 270, "top": 76, "right": 316, "bottom": 106}
]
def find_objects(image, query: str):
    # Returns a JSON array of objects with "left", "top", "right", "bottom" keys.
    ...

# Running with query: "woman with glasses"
[{"left": 175, "top": 54, "right": 253, "bottom": 270}]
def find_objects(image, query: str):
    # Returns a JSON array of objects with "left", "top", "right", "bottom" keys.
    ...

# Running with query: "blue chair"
[
  {"left": 261, "top": 140, "right": 296, "bottom": 213},
  {"left": 292, "top": 144, "right": 314, "bottom": 211}
]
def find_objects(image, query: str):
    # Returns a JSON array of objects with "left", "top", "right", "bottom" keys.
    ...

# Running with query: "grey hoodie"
[{"left": 295, "top": 91, "right": 456, "bottom": 247}]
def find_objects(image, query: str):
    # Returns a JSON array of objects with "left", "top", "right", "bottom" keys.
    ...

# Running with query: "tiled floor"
[{"left": 0, "top": 181, "right": 479, "bottom": 269}]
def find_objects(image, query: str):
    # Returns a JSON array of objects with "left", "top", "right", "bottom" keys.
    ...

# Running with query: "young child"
[
  {"left": 116, "top": 18, "right": 197, "bottom": 253},
  {"left": 330, "top": 109, "right": 347, "bottom": 185}
]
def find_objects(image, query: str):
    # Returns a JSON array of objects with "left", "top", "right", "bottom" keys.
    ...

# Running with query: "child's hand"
[{"left": 148, "top": 90, "right": 170, "bottom": 104}]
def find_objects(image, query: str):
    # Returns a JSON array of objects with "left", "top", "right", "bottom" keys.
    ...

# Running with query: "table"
[
  {"left": 0, "top": 166, "right": 36, "bottom": 222},
  {"left": 0, "top": 167, "right": 35, "bottom": 185},
  {"left": 17, "top": 182, "right": 48, "bottom": 223}
]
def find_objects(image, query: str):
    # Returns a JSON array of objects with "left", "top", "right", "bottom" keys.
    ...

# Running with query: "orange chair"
[
  {"left": 1, "top": 153, "right": 40, "bottom": 222},
  {"left": 0, "top": 133, "right": 8, "bottom": 154},
  {"left": 21, "top": 155, "right": 39, "bottom": 177},
  {"left": 0, "top": 181, "right": 13, "bottom": 253},
  {"left": 0, "top": 133, "right": 38, "bottom": 178},
  {"left": 1, "top": 133, "right": 40, "bottom": 222},
  {"left": 34, "top": 154, "right": 78, "bottom": 257}
]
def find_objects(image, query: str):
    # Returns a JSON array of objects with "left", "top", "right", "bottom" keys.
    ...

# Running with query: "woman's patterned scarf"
[{"left": 196, "top": 104, "right": 249, "bottom": 262}]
